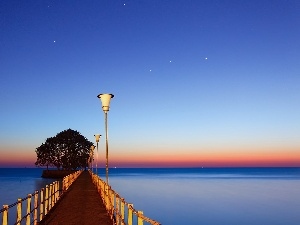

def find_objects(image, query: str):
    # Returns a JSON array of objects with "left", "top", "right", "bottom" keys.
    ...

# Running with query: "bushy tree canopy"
[{"left": 35, "top": 129, "right": 94, "bottom": 170}]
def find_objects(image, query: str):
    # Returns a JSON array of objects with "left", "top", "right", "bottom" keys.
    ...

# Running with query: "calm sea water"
[{"left": 1, "top": 167, "right": 300, "bottom": 225}]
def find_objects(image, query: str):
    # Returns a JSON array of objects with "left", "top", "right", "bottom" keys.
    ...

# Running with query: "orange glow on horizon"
[
  {"left": 110, "top": 147, "right": 300, "bottom": 167},
  {"left": 0, "top": 149, "right": 36, "bottom": 167},
  {"left": 0, "top": 146, "right": 299, "bottom": 168}
]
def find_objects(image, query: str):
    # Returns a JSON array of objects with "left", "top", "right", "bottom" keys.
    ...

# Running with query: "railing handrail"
[
  {"left": 1, "top": 170, "right": 82, "bottom": 225},
  {"left": 90, "top": 170, "right": 161, "bottom": 225},
  {"left": 1, "top": 170, "right": 160, "bottom": 225}
]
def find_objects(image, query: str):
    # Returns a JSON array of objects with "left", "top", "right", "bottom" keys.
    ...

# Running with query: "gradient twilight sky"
[{"left": 0, "top": 0, "right": 299, "bottom": 168}]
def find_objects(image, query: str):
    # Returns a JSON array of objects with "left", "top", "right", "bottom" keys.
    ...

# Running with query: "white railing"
[
  {"left": 90, "top": 171, "right": 161, "bottom": 225},
  {"left": 1, "top": 170, "right": 82, "bottom": 225}
]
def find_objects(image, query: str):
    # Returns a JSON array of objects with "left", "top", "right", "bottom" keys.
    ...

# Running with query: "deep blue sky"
[{"left": 1, "top": 0, "right": 299, "bottom": 167}]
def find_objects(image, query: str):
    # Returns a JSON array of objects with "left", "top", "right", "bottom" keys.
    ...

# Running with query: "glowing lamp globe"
[
  {"left": 97, "top": 93, "right": 114, "bottom": 112},
  {"left": 94, "top": 134, "right": 101, "bottom": 142}
]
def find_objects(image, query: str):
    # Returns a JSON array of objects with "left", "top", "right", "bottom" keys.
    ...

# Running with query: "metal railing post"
[
  {"left": 57, "top": 181, "right": 59, "bottom": 201},
  {"left": 105, "top": 184, "right": 109, "bottom": 209},
  {"left": 2, "top": 205, "right": 8, "bottom": 225},
  {"left": 52, "top": 183, "right": 54, "bottom": 207},
  {"left": 53, "top": 182, "right": 56, "bottom": 204},
  {"left": 49, "top": 184, "right": 53, "bottom": 210},
  {"left": 16, "top": 198, "right": 22, "bottom": 225},
  {"left": 137, "top": 211, "right": 143, "bottom": 225},
  {"left": 99, "top": 177, "right": 102, "bottom": 197},
  {"left": 101, "top": 179, "right": 103, "bottom": 196},
  {"left": 67, "top": 175, "right": 69, "bottom": 190},
  {"left": 65, "top": 176, "right": 68, "bottom": 191},
  {"left": 34, "top": 191, "right": 38, "bottom": 225},
  {"left": 95, "top": 175, "right": 98, "bottom": 191},
  {"left": 128, "top": 204, "right": 133, "bottom": 225},
  {"left": 26, "top": 194, "right": 32, "bottom": 225},
  {"left": 62, "top": 177, "right": 66, "bottom": 192},
  {"left": 40, "top": 188, "right": 44, "bottom": 221},
  {"left": 51, "top": 183, "right": 55, "bottom": 208},
  {"left": 121, "top": 198, "right": 125, "bottom": 223},
  {"left": 110, "top": 188, "right": 114, "bottom": 218},
  {"left": 116, "top": 196, "right": 120, "bottom": 225},
  {"left": 45, "top": 185, "right": 49, "bottom": 215},
  {"left": 54, "top": 181, "right": 57, "bottom": 202}
]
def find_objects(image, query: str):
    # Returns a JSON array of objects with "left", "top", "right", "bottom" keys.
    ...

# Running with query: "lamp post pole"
[
  {"left": 94, "top": 134, "right": 101, "bottom": 176},
  {"left": 104, "top": 112, "right": 108, "bottom": 183},
  {"left": 97, "top": 93, "right": 114, "bottom": 184}
]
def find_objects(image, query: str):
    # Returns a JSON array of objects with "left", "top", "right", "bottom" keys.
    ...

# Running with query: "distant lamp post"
[
  {"left": 94, "top": 134, "right": 101, "bottom": 175},
  {"left": 97, "top": 93, "right": 114, "bottom": 184},
  {"left": 90, "top": 145, "right": 95, "bottom": 172}
]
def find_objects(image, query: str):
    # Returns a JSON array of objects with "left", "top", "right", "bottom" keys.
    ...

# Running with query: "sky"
[{"left": 0, "top": 0, "right": 299, "bottom": 168}]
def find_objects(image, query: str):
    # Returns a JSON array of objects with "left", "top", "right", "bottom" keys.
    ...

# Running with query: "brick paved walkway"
[{"left": 39, "top": 171, "right": 113, "bottom": 225}]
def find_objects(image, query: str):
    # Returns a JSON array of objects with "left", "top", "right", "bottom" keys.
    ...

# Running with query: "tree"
[
  {"left": 35, "top": 129, "right": 94, "bottom": 170},
  {"left": 35, "top": 141, "right": 53, "bottom": 170}
]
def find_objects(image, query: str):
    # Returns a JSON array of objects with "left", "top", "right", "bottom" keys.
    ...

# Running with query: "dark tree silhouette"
[
  {"left": 35, "top": 141, "right": 53, "bottom": 170},
  {"left": 35, "top": 129, "right": 94, "bottom": 170}
]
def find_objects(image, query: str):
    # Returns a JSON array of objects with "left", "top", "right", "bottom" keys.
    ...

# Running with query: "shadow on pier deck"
[{"left": 38, "top": 171, "right": 113, "bottom": 225}]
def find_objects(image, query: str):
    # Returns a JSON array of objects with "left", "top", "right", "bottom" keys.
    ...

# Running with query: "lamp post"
[
  {"left": 97, "top": 93, "right": 114, "bottom": 184},
  {"left": 90, "top": 145, "right": 95, "bottom": 172},
  {"left": 94, "top": 134, "right": 101, "bottom": 175}
]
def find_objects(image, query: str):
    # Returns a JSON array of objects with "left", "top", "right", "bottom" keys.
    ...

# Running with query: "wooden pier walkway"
[{"left": 38, "top": 171, "right": 113, "bottom": 225}]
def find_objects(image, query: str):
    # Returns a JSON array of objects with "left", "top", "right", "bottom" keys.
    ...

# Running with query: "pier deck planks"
[{"left": 38, "top": 171, "right": 113, "bottom": 225}]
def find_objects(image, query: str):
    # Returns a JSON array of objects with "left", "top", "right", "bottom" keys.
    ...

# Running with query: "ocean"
[{"left": 1, "top": 167, "right": 300, "bottom": 225}]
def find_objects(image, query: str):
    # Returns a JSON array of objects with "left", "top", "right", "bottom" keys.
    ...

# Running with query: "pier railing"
[
  {"left": 0, "top": 170, "right": 82, "bottom": 225},
  {"left": 90, "top": 171, "right": 161, "bottom": 225}
]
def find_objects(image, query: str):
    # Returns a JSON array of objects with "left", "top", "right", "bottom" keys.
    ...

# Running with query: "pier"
[
  {"left": 38, "top": 170, "right": 112, "bottom": 225},
  {"left": 1, "top": 170, "right": 160, "bottom": 225}
]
